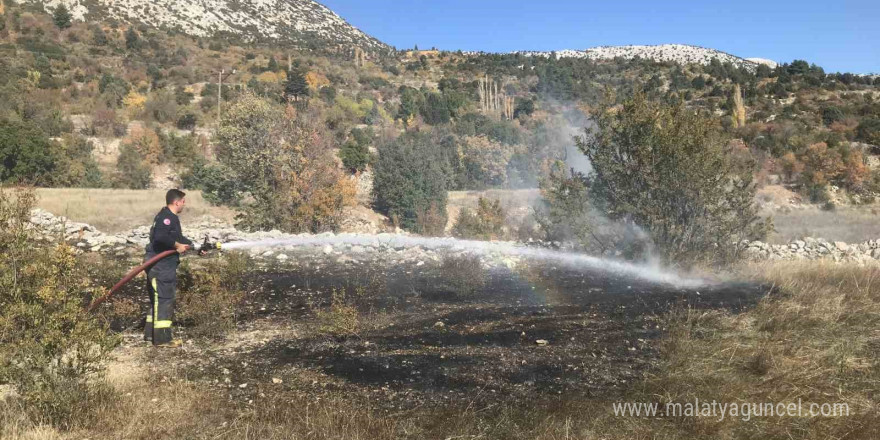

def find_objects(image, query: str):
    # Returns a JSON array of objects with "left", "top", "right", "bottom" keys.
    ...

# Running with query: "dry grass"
[
  {"left": 4, "top": 260, "right": 878, "bottom": 439},
  {"left": 626, "top": 260, "right": 880, "bottom": 438},
  {"left": 765, "top": 206, "right": 880, "bottom": 243},
  {"left": 34, "top": 188, "right": 237, "bottom": 233}
]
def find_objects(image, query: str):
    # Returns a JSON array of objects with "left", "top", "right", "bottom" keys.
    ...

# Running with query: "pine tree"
[
  {"left": 125, "top": 27, "right": 141, "bottom": 50},
  {"left": 53, "top": 4, "right": 72, "bottom": 29},
  {"left": 267, "top": 55, "right": 279, "bottom": 72},
  {"left": 284, "top": 67, "right": 309, "bottom": 102}
]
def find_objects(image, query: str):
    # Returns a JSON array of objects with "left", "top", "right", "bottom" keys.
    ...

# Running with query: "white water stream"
[{"left": 220, "top": 234, "right": 707, "bottom": 288}]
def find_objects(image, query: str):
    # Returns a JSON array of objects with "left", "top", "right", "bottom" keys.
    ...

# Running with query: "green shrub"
[
  {"left": 114, "top": 143, "right": 152, "bottom": 189},
  {"left": 574, "top": 91, "right": 770, "bottom": 266},
  {"left": 53, "top": 134, "right": 104, "bottom": 187},
  {"left": 0, "top": 118, "right": 57, "bottom": 185},
  {"left": 340, "top": 138, "right": 370, "bottom": 173},
  {"left": 452, "top": 197, "right": 506, "bottom": 240},
  {"left": 0, "top": 188, "right": 119, "bottom": 429},
  {"left": 182, "top": 158, "right": 243, "bottom": 206},
  {"left": 373, "top": 132, "right": 449, "bottom": 232},
  {"left": 158, "top": 131, "right": 198, "bottom": 165}
]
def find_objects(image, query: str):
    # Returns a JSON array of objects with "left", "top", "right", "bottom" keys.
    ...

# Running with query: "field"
[
  {"left": 32, "top": 188, "right": 880, "bottom": 244},
  {"left": 34, "top": 188, "right": 238, "bottom": 233},
  {"left": 3, "top": 253, "right": 878, "bottom": 439},
  {"left": 766, "top": 206, "right": 880, "bottom": 243}
]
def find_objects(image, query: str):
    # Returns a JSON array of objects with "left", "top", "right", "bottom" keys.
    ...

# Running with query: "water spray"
[{"left": 221, "top": 234, "right": 706, "bottom": 288}]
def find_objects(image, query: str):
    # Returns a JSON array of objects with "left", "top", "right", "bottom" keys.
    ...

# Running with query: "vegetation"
[
  {"left": 542, "top": 92, "right": 770, "bottom": 265},
  {"left": 0, "top": 188, "right": 119, "bottom": 429},
  {"left": 214, "top": 94, "right": 354, "bottom": 232},
  {"left": 373, "top": 132, "right": 450, "bottom": 232},
  {"left": 452, "top": 197, "right": 506, "bottom": 240},
  {"left": 177, "top": 252, "right": 250, "bottom": 338}
]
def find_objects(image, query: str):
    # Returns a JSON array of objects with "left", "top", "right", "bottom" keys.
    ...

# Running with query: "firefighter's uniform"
[{"left": 143, "top": 207, "right": 193, "bottom": 345}]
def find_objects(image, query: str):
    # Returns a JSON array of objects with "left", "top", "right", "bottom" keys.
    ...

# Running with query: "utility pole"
[
  {"left": 218, "top": 69, "right": 223, "bottom": 126},
  {"left": 216, "top": 68, "right": 236, "bottom": 128}
]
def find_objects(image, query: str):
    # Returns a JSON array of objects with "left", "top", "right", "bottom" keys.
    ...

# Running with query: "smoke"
[
  {"left": 557, "top": 104, "right": 594, "bottom": 175},
  {"left": 221, "top": 234, "right": 706, "bottom": 288}
]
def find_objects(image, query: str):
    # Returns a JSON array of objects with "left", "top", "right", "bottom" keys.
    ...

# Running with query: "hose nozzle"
[{"left": 199, "top": 236, "right": 222, "bottom": 253}]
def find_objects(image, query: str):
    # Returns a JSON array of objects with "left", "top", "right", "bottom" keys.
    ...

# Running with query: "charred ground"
[{"left": 111, "top": 253, "right": 767, "bottom": 411}]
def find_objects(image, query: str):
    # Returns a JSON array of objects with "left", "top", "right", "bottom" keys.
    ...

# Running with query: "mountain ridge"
[
  {"left": 511, "top": 44, "right": 777, "bottom": 70},
  {"left": 24, "top": 0, "right": 390, "bottom": 50}
]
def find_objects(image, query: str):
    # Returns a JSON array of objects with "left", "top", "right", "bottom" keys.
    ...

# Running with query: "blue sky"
[{"left": 320, "top": 0, "right": 879, "bottom": 73}]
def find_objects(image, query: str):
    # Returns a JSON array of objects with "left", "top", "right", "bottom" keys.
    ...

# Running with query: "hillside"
[
  {"left": 23, "top": 0, "right": 389, "bottom": 50},
  {"left": 515, "top": 44, "right": 774, "bottom": 70}
]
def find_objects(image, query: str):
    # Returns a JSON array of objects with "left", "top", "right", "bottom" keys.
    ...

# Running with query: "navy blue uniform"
[{"left": 143, "top": 207, "right": 193, "bottom": 345}]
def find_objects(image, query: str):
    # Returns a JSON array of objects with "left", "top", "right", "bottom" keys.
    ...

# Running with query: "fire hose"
[{"left": 86, "top": 238, "right": 221, "bottom": 312}]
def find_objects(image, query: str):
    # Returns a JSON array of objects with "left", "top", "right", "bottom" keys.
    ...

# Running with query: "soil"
[{"left": 111, "top": 255, "right": 767, "bottom": 411}]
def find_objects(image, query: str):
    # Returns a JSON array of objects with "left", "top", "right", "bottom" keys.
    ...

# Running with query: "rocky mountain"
[
  {"left": 516, "top": 44, "right": 776, "bottom": 70},
  {"left": 26, "top": 0, "right": 389, "bottom": 50}
]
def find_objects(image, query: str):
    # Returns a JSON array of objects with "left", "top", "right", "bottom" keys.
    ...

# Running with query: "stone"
[
  {"left": 323, "top": 245, "right": 334, "bottom": 254},
  {"left": 271, "top": 377, "right": 283, "bottom": 384},
  {"left": 433, "top": 321, "right": 445, "bottom": 329},
  {"left": 535, "top": 339, "right": 549, "bottom": 346},
  {"left": 276, "top": 254, "right": 288, "bottom": 261},
  {"left": 872, "top": 249, "right": 880, "bottom": 259},
  {"left": 834, "top": 241, "right": 849, "bottom": 252}
]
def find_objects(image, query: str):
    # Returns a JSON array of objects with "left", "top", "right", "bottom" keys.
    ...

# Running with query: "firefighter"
[{"left": 143, "top": 189, "right": 203, "bottom": 347}]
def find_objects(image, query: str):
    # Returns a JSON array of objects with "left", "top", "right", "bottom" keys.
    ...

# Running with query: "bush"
[
  {"left": 177, "top": 252, "right": 249, "bottom": 338},
  {"left": 0, "top": 188, "right": 119, "bottom": 429},
  {"left": 573, "top": 91, "right": 770, "bottom": 266},
  {"left": 158, "top": 131, "right": 198, "bottom": 165},
  {"left": 452, "top": 197, "right": 506, "bottom": 240},
  {"left": 53, "top": 134, "right": 104, "bottom": 187},
  {"left": 182, "top": 158, "right": 243, "bottom": 206},
  {"left": 373, "top": 132, "right": 449, "bottom": 232},
  {"left": 216, "top": 94, "right": 354, "bottom": 232},
  {"left": 176, "top": 113, "right": 197, "bottom": 130},
  {"left": 0, "top": 119, "right": 57, "bottom": 185},
  {"left": 114, "top": 143, "right": 152, "bottom": 189},
  {"left": 340, "top": 128, "right": 373, "bottom": 173},
  {"left": 315, "top": 288, "right": 359, "bottom": 336},
  {"left": 437, "top": 254, "right": 486, "bottom": 297},
  {"left": 856, "top": 117, "right": 880, "bottom": 145}
]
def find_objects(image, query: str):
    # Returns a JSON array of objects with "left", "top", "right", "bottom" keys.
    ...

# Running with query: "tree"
[
  {"left": 340, "top": 128, "right": 371, "bottom": 173},
  {"left": 115, "top": 143, "right": 153, "bottom": 189},
  {"left": 267, "top": 55, "right": 279, "bottom": 72},
  {"left": 422, "top": 92, "right": 450, "bottom": 125},
  {"left": 216, "top": 94, "right": 354, "bottom": 232},
  {"left": 573, "top": 91, "right": 769, "bottom": 265},
  {"left": 856, "top": 117, "right": 880, "bottom": 145},
  {"left": 460, "top": 135, "right": 514, "bottom": 188},
  {"left": 373, "top": 132, "right": 449, "bottom": 232},
  {"left": 53, "top": 4, "right": 72, "bottom": 29},
  {"left": 0, "top": 119, "right": 57, "bottom": 185},
  {"left": 125, "top": 27, "right": 141, "bottom": 50},
  {"left": 284, "top": 67, "right": 309, "bottom": 102}
]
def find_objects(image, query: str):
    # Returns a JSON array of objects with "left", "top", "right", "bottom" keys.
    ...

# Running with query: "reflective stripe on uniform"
[
  {"left": 146, "top": 315, "right": 153, "bottom": 323},
  {"left": 152, "top": 278, "right": 159, "bottom": 325},
  {"left": 154, "top": 320, "right": 173, "bottom": 329}
]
